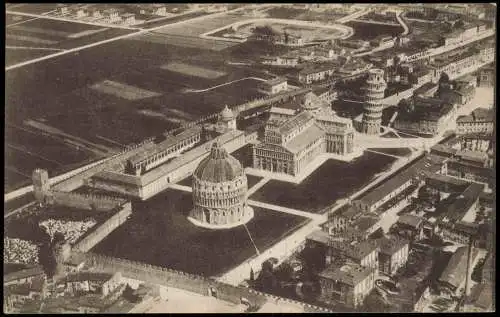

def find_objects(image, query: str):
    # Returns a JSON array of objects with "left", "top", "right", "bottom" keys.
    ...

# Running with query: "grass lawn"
[
  {"left": 92, "top": 188, "right": 309, "bottom": 277},
  {"left": 250, "top": 152, "right": 397, "bottom": 213}
]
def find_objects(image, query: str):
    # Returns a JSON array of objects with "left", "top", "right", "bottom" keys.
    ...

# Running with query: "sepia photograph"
[{"left": 4, "top": 2, "right": 495, "bottom": 313}]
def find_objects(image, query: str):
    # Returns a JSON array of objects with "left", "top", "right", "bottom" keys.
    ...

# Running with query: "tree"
[
  {"left": 250, "top": 268, "right": 255, "bottom": 282},
  {"left": 454, "top": 19, "right": 465, "bottom": 29},
  {"left": 471, "top": 258, "right": 485, "bottom": 283},
  {"left": 439, "top": 72, "right": 450, "bottom": 85}
]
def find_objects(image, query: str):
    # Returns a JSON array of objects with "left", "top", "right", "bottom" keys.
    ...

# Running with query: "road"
[
  {"left": 351, "top": 19, "right": 400, "bottom": 26},
  {"left": 396, "top": 11, "right": 409, "bottom": 36},
  {"left": 5, "top": 7, "right": 249, "bottom": 71},
  {"left": 337, "top": 8, "right": 372, "bottom": 23},
  {"left": 184, "top": 77, "right": 267, "bottom": 93},
  {"left": 6, "top": 45, "right": 64, "bottom": 51}
]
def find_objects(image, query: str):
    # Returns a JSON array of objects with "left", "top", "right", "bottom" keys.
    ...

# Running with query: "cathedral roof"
[{"left": 193, "top": 142, "right": 243, "bottom": 183}]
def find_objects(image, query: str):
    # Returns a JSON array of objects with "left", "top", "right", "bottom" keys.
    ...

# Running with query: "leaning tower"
[{"left": 361, "top": 68, "right": 387, "bottom": 135}]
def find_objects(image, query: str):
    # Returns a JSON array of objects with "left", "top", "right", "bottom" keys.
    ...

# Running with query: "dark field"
[
  {"left": 7, "top": 3, "right": 56, "bottom": 14},
  {"left": 137, "top": 11, "right": 209, "bottom": 28},
  {"left": 4, "top": 193, "right": 35, "bottom": 215},
  {"left": 369, "top": 148, "right": 413, "bottom": 157},
  {"left": 5, "top": 205, "right": 111, "bottom": 243},
  {"left": 5, "top": 38, "right": 270, "bottom": 190},
  {"left": 250, "top": 152, "right": 398, "bottom": 213},
  {"left": 92, "top": 188, "right": 309, "bottom": 277},
  {"left": 4, "top": 125, "right": 97, "bottom": 192},
  {"left": 5, "top": 49, "right": 52, "bottom": 67},
  {"left": 345, "top": 21, "right": 404, "bottom": 40}
]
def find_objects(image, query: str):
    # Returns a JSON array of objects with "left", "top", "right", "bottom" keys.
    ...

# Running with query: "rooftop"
[
  {"left": 375, "top": 235, "right": 409, "bottom": 256},
  {"left": 456, "top": 108, "right": 494, "bottom": 123},
  {"left": 128, "top": 126, "right": 202, "bottom": 165},
  {"left": 278, "top": 111, "right": 314, "bottom": 136},
  {"left": 284, "top": 123, "right": 325, "bottom": 154},
  {"left": 4, "top": 266, "right": 45, "bottom": 284},
  {"left": 397, "top": 214, "right": 424, "bottom": 229},
  {"left": 456, "top": 150, "right": 489, "bottom": 164},
  {"left": 318, "top": 262, "right": 374, "bottom": 286},
  {"left": 467, "top": 283, "right": 493, "bottom": 310},
  {"left": 439, "top": 246, "right": 479, "bottom": 289},
  {"left": 60, "top": 272, "right": 113, "bottom": 284},
  {"left": 263, "top": 77, "right": 287, "bottom": 86},
  {"left": 439, "top": 182, "right": 484, "bottom": 223}
]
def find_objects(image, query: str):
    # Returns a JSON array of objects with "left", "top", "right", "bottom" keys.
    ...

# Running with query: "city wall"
[
  {"left": 72, "top": 202, "right": 132, "bottom": 252},
  {"left": 82, "top": 252, "right": 332, "bottom": 312},
  {"left": 50, "top": 191, "right": 127, "bottom": 212}
]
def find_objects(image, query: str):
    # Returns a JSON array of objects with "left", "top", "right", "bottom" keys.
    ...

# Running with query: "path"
[
  {"left": 184, "top": 77, "right": 267, "bottom": 93},
  {"left": 337, "top": 8, "right": 372, "bottom": 23},
  {"left": 364, "top": 148, "right": 403, "bottom": 159},
  {"left": 6, "top": 46, "right": 64, "bottom": 51},
  {"left": 246, "top": 177, "right": 270, "bottom": 197},
  {"left": 5, "top": 7, "right": 247, "bottom": 71},
  {"left": 6, "top": 16, "right": 40, "bottom": 28},
  {"left": 247, "top": 200, "right": 324, "bottom": 221},
  {"left": 396, "top": 11, "right": 409, "bottom": 36},
  {"left": 6, "top": 143, "right": 64, "bottom": 166},
  {"left": 351, "top": 19, "right": 400, "bottom": 26}
]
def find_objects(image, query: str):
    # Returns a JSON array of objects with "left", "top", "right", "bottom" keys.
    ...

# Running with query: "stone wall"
[
  {"left": 50, "top": 191, "right": 127, "bottom": 211},
  {"left": 82, "top": 252, "right": 332, "bottom": 312},
  {"left": 72, "top": 202, "right": 132, "bottom": 252}
]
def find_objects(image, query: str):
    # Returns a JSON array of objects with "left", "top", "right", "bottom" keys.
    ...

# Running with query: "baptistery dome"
[{"left": 188, "top": 142, "right": 254, "bottom": 229}]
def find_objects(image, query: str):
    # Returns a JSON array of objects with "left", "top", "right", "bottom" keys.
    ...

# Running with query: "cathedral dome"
[
  {"left": 221, "top": 105, "right": 234, "bottom": 122},
  {"left": 193, "top": 142, "right": 243, "bottom": 183}
]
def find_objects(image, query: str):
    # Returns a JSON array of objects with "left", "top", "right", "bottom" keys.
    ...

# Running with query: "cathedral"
[
  {"left": 188, "top": 142, "right": 254, "bottom": 229},
  {"left": 252, "top": 91, "right": 355, "bottom": 176}
]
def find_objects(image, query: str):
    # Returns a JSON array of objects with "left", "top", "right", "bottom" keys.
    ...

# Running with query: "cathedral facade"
[{"left": 252, "top": 92, "right": 355, "bottom": 176}]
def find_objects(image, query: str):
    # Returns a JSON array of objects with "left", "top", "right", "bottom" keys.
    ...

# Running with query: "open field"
[
  {"left": 345, "top": 21, "right": 404, "bottom": 40},
  {"left": 5, "top": 36, "right": 271, "bottom": 190},
  {"left": 161, "top": 62, "right": 227, "bottom": 79},
  {"left": 250, "top": 152, "right": 398, "bottom": 213},
  {"left": 5, "top": 48, "right": 53, "bottom": 67},
  {"left": 89, "top": 80, "right": 163, "bottom": 101},
  {"left": 92, "top": 188, "right": 310, "bottom": 277},
  {"left": 6, "top": 3, "right": 57, "bottom": 15},
  {"left": 263, "top": 6, "right": 350, "bottom": 22},
  {"left": 129, "top": 32, "right": 239, "bottom": 51},
  {"left": 5, "top": 13, "right": 35, "bottom": 25}
]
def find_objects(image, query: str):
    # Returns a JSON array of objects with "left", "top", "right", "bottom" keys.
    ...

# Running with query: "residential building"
[
  {"left": 376, "top": 235, "right": 410, "bottom": 276},
  {"left": 121, "top": 13, "right": 136, "bottom": 25},
  {"left": 390, "top": 214, "right": 425, "bottom": 242},
  {"left": 56, "top": 4, "right": 69, "bottom": 15},
  {"left": 58, "top": 272, "right": 123, "bottom": 297},
  {"left": 298, "top": 63, "right": 337, "bottom": 84},
  {"left": 4, "top": 277, "right": 46, "bottom": 313},
  {"left": 313, "top": 86, "right": 337, "bottom": 104},
  {"left": 4, "top": 266, "right": 46, "bottom": 286},
  {"left": 478, "top": 65, "right": 495, "bottom": 87},
  {"left": 438, "top": 246, "right": 480, "bottom": 298},
  {"left": 456, "top": 108, "right": 494, "bottom": 135},
  {"left": 307, "top": 230, "right": 380, "bottom": 270},
  {"left": 318, "top": 261, "right": 376, "bottom": 308},
  {"left": 465, "top": 283, "right": 493, "bottom": 312},
  {"left": 394, "top": 98, "right": 456, "bottom": 136},
  {"left": 258, "top": 77, "right": 288, "bottom": 95}
]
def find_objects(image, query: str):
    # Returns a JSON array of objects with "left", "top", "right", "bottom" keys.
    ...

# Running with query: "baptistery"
[{"left": 188, "top": 142, "right": 254, "bottom": 229}]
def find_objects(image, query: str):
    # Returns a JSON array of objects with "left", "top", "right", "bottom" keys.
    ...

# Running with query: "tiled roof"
[
  {"left": 4, "top": 266, "right": 45, "bottom": 284},
  {"left": 128, "top": 126, "right": 202, "bottom": 165},
  {"left": 318, "top": 262, "right": 374, "bottom": 286},
  {"left": 278, "top": 111, "right": 314, "bottom": 136},
  {"left": 284, "top": 123, "right": 325, "bottom": 154},
  {"left": 456, "top": 150, "right": 488, "bottom": 164},
  {"left": 352, "top": 214, "right": 380, "bottom": 233},
  {"left": 397, "top": 214, "right": 423, "bottom": 229},
  {"left": 439, "top": 246, "right": 479, "bottom": 289},
  {"left": 264, "top": 77, "right": 287, "bottom": 86},
  {"left": 61, "top": 272, "right": 113, "bottom": 284},
  {"left": 376, "top": 235, "right": 409, "bottom": 256},
  {"left": 269, "top": 106, "right": 296, "bottom": 116},
  {"left": 439, "top": 183, "right": 484, "bottom": 223}
]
